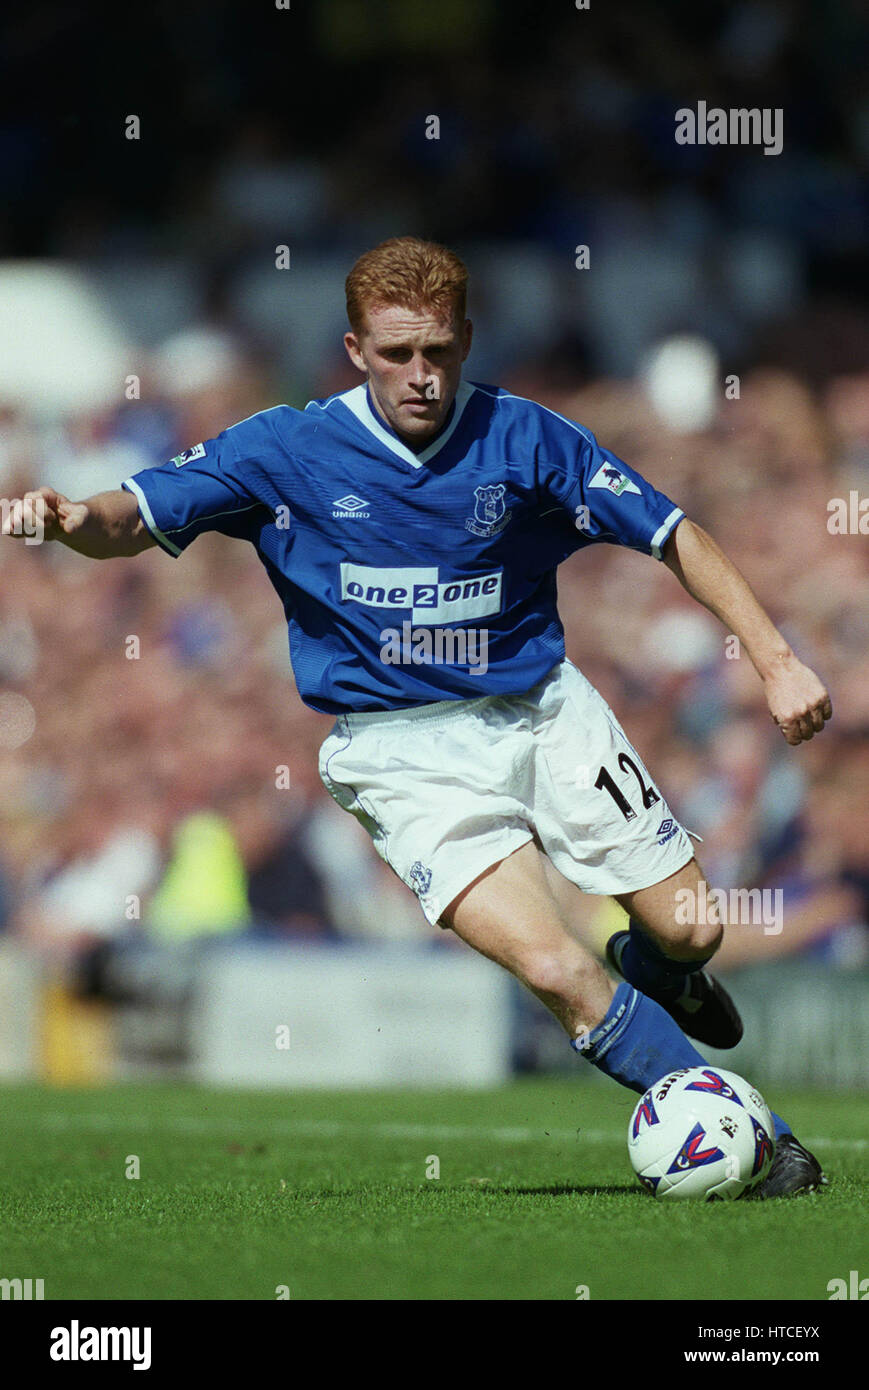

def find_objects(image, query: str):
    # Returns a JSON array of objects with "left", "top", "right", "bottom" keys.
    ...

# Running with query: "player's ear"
[
  {"left": 344, "top": 331, "right": 366, "bottom": 373},
  {"left": 461, "top": 318, "right": 473, "bottom": 360}
]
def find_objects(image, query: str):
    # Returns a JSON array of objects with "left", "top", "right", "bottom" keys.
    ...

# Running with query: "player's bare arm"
[
  {"left": 1, "top": 486, "right": 155, "bottom": 559},
  {"left": 661, "top": 517, "right": 831, "bottom": 746}
]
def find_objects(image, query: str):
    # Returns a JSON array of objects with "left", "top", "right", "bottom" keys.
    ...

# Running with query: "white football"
[{"left": 627, "top": 1066, "right": 776, "bottom": 1200}]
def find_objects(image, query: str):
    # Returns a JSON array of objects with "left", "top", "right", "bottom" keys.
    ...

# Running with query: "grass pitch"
[{"left": 0, "top": 1079, "right": 866, "bottom": 1300}]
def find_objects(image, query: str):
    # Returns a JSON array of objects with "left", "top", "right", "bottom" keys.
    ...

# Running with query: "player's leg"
[
  {"left": 614, "top": 856, "right": 723, "bottom": 963},
  {"left": 527, "top": 663, "right": 742, "bottom": 1050},
  {"left": 606, "top": 857, "right": 744, "bottom": 1050},
  {"left": 483, "top": 845, "right": 823, "bottom": 1195},
  {"left": 607, "top": 858, "right": 829, "bottom": 1189},
  {"left": 441, "top": 840, "right": 727, "bottom": 1096},
  {"left": 441, "top": 840, "right": 615, "bottom": 1038},
  {"left": 544, "top": 650, "right": 827, "bottom": 1193},
  {"left": 540, "top": 850, "right": 727, "bottom": 1019}
]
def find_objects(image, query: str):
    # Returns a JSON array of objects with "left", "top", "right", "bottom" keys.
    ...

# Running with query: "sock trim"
[{"left": 583, "top": 983, "right": 640, "bottom": 1065}]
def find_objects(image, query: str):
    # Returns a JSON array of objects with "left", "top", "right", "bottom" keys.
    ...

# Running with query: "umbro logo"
[
  {"left": 332, "top": 494, "right": 371, "bottom": 518},
  {"left": 656, "top": 817, "right": 678, "bottom": 845}
]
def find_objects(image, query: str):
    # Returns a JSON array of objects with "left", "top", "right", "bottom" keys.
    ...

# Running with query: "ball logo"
[
  {"left": 751, "top": 1117, "right": 774, "bottom": 1176},
  {"left": 667, "top": 1123, "right": 726, "bottom": 1173},
  {"left": 685, "top": 1069, "right": 743, "bottom": 1106},
  {"left": 629, "top": 1066, "right": 774, "bottom": 1201},
  {"left": 631, "top": 1090, "right": 660, "bottom": 1138}
]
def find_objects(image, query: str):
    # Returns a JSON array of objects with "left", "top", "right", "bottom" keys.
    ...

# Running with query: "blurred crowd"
[
  {"left": 0, "top": 0, "right": 867, "bottom": 977},
  {"left": 0, "top": 325, "right": 867, "bottom": 972},
  {"left": 3, "top": 2, "right": 869, "bottom": 384}
]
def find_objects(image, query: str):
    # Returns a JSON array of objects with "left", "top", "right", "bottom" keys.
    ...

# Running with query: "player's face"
[{"left": 344, "top": 303, "right": 472, "bottom": 446}]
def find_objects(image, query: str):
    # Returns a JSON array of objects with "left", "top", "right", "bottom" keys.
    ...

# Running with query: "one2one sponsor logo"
[{"left": 340, "top": 563, "right": 502, "bottom": 624}]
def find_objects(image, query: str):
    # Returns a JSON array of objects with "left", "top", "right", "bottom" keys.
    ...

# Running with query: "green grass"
[{"left": 0, "top": 1079, "right": 866, "bottom": 1300}]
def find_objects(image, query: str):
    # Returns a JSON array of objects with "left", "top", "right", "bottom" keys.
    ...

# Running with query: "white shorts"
[{"left": 318, "top": 660, "right": 695, "bottom": 927}]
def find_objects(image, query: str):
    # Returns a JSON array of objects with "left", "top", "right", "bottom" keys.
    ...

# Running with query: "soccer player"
[{"left": 5, "top": 237, "right": 832, "bottom": 1196}]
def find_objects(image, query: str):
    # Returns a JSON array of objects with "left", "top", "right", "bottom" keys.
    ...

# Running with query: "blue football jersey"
[{"left": 122, "top": 381, "right": 684, "bottom": 714}]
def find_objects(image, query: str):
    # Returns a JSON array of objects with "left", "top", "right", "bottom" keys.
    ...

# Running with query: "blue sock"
[
  {"left": 573, "top": 983, "right": 791, "bottom": 1138},
  {"left": 617, "top": 919, "right": 708, "bottom": 1000},
  {"left": 573, "top": 982, "right": 706, "bottom": 1084}
]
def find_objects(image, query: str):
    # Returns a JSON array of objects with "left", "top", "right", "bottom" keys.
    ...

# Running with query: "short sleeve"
[
  {"left": 121, "top": 430, "right": 264, "bottom": 557},
  {"left": 538, "top": 418, "right": 684, "bottom": 560}
]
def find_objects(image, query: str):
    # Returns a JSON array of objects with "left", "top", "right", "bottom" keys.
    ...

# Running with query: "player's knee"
[
  {"left": 519, "top": 950, "right": 565, "bottom": 999},
  {"left": 521, "top": 947, "right": 600, "bottom": 1005},
  {"left": 666, "top": 917, "right": 723, "bottom": 960}
]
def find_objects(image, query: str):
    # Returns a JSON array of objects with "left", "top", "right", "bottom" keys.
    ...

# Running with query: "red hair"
[{"left": 345, "top": 236, "right": 468, "bottom": 334}]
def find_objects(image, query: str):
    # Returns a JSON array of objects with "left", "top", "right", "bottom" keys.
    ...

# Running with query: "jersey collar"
[{"left": 336, "top": 380, "right": 476, "bottom": 468}]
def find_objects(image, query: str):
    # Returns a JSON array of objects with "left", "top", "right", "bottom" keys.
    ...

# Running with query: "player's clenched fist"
[
  {"left": 1, "top": 487, "right": 89, "bottom": 543},
  {"left": 764, "top": 653, "right": 832, "bottom": 745}
]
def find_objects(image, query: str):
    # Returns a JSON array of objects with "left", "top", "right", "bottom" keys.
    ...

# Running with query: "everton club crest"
[{"left": 465, "top": 484, "right": 512, "bottom": 538}]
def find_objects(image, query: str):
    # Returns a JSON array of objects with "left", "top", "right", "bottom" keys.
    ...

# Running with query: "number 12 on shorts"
[{"left": 594, "top": 754, "right": 660, "bottom": 822}]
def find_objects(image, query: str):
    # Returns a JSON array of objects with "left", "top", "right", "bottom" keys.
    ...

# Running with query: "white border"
[
  {"left": 316, "top": 381, "right": 476, "bottom": 469},
  {"left": 121, "top": 478, "right": 182, "bottom": 556}
]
